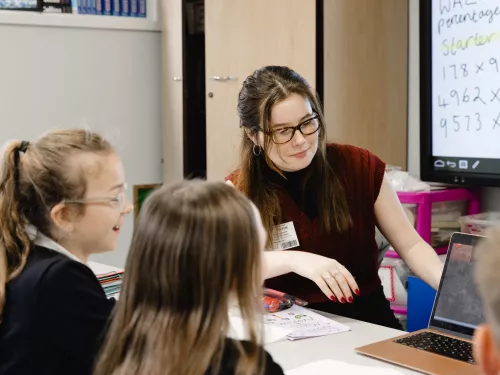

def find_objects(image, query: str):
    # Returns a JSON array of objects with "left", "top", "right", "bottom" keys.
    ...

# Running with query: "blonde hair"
[
  {"left": 94, "top": 180, "right": 265, "bottom": 375},
  {"left": 475, "top": 228, "right": 500, "bottom": 345},
  {"left": 0, "top": 129, "right": 113, "bottom": 318}
]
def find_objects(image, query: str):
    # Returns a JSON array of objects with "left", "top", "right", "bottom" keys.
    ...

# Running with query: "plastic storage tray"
[{"left": 458, "top": 212, "right": 500, "bottom": 235}]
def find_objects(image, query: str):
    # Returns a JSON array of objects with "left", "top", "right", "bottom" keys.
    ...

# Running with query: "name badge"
[{"left": 271, "top": 221, "right": 300, "bottom": 251}]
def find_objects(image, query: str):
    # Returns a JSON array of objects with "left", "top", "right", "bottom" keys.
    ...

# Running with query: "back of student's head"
[
  {"left": 95, "top": 180, "right": 266, "bottom": 375},
  {"left": 474, "top": 228, "right": 500, "bottom": 374},
  {"left": 0, "top": 129, "right": 113, "bottom": 316}
]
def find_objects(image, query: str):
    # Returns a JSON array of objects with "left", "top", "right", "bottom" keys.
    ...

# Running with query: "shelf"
[{"left": 0, "top": 10, "right": 160, "bottom": 31}]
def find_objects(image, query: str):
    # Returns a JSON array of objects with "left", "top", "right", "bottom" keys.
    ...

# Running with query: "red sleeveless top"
[{"left": 227, "top": 144, "right": 386, "bottom": 304}]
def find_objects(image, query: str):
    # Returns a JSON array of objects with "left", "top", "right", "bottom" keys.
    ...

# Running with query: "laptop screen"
[{"left": 429, "top": 233, "right": 485, "bottom": 338}]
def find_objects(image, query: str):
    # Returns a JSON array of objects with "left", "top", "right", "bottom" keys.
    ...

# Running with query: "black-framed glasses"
[{"left": 261, "top": 114, "right": 321, "bottom": 144}]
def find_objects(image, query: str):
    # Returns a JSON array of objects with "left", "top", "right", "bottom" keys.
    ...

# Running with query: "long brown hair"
[
  {"left": 0, "top": 129, "right": 113, "bottom": 319},
  {"left": 234, "top": 65, "right": 352, "bottom": 244},
  {"left": 94, "top": 180, "right": 265, "bottom": 375}
]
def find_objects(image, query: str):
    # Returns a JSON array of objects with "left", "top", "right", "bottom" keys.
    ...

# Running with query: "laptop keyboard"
[{"left": 394, "top": 331, "right": 475, "bottom": 364}]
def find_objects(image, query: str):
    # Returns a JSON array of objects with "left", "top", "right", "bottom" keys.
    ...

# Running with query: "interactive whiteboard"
[{"left": 421, "top": 0, "right": 500, "bottom": 186}]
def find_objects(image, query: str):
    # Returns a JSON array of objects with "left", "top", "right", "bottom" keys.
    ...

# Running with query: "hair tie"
[
  {"left": 14, "top": 141, "right": 29, "bottom": 192},
  {"left": 18, "top": 141, "right": 29, "bottom": 153}
]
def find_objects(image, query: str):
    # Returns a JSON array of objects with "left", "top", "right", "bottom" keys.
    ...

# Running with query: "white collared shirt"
[{"left": 26, "top": 224, "right": 84, "bottom": 264}]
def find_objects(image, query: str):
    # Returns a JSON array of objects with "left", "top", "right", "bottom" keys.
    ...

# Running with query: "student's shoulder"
[
  {"left": 32, "top": 247, "right": 115, "bottom": 315},
  {"left": 221, "top": 339, "right": 284, "bottom": 375},
  {"left": 10, "top": 246, "right": 97, "bottom": 300},
  {"left": 24, "top": 246, "right": 101, "bottom": 295},
  {"left": 19, "top": 246, "right": 75, "bottom": 284}
]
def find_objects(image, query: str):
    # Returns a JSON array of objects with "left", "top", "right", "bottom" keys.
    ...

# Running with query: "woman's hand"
[{"left": 288, "top": 251, "right": 360, "bottom": 303}]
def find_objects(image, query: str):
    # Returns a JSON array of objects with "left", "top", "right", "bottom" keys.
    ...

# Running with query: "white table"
[{"left": 266, "top": 311, "right": 421, "bottom": 374}]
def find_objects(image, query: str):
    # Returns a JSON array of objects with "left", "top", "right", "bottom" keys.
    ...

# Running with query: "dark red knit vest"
[{"left": 227, "top": 144, "right": 386, "bottom": 304}]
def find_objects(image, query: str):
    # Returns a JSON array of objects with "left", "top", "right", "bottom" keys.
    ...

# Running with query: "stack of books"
[
  {"left": 0, "top": 0, "right": 146, "bottom": 16},
  {"left": 76, "top": 0, "right": 146, "bottom": 17},
  {"left": 87, "top": 261, "right": 124, "bottom": 300}
]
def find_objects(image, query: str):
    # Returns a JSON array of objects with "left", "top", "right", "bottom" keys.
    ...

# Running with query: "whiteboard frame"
[{"left": 419, "top": 0, "right": 500, "bottom": 187}]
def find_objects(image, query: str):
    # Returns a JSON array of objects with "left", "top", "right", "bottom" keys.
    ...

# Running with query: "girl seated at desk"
[
  {"left": 94, "top": 180, "right": 284, "bottom": 375},
  {"left": 0, "top": 129, "right": 132, "bottom": 375}
]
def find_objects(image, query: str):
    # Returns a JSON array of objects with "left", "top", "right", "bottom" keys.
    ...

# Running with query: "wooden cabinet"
[
  {"left": 205, "top": 0, "right": 316, "bottom": 180},
  {"left": 323, "top": 0, "right": 409, "bottom": 169},
  {"left": 161, "top": 0, "right": 184, "bottom": 183},
  {"left": 161, "top": 0, "right": 409, "bottom": 184}
]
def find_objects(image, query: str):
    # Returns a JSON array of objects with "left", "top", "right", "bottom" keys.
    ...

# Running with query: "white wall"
[
  {"left": 0, "top": 24, "right": 162, "bottom": 268},
  {"left": 407, "top": 0, "right": 500, "bottom": 209}
]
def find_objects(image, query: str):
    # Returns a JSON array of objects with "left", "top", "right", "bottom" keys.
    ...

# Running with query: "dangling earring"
[{"left": 252, "top": 144, "right": 262, "bottom": 156}]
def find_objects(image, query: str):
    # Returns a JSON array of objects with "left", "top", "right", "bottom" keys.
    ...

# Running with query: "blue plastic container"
[{"left": 407, "top": 275, "right": 436, "bottom": 332}]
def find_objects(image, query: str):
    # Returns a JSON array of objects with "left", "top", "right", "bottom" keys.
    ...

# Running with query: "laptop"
[{"left": 356, "top": 232, "right": 485, "bottom": 375}]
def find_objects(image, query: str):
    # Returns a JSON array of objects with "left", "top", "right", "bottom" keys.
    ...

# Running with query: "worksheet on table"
[{"left": 263, "top": 305, "right": 350, "bottom": 340}]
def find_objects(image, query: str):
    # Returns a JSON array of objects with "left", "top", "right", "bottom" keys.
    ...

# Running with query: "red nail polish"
[
  {"left": 355, "top": 289, "right": 360, "bottom": 296},
  {"left": 341, "top": 297, "right": 346, "bottom": 304},
  {"left": 348, "top": 296, "right": 353, "bottom": 303},
  {"left": 330, "top": 295, "right": 337, "bottom": 302}
]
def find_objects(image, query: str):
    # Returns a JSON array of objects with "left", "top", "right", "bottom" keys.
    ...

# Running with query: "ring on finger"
[{"left": 322, "top": 272, "right": 333, "bottom": 280}]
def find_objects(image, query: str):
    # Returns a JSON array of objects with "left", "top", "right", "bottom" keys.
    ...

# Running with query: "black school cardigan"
[{"left": 0, "top": 245, "right": 115, "bottom": 375}]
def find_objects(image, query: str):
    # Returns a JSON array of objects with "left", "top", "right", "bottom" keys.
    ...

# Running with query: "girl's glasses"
[{"left": 64, "top": 183, "right": 129, "bottom": 212}]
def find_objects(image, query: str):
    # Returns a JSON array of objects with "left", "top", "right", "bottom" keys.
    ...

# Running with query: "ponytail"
[{"left": 0, "top": 140, "right": 31, "bottom": 318}]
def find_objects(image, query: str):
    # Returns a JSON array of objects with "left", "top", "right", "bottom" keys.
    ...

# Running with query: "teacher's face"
[{"left": 259, "top": 93, "right": 319, "bottom": 172}]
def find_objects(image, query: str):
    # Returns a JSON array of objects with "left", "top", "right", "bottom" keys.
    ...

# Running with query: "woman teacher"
[{"left": 226, "top": 66, "right": 442, "bottom": 329}]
